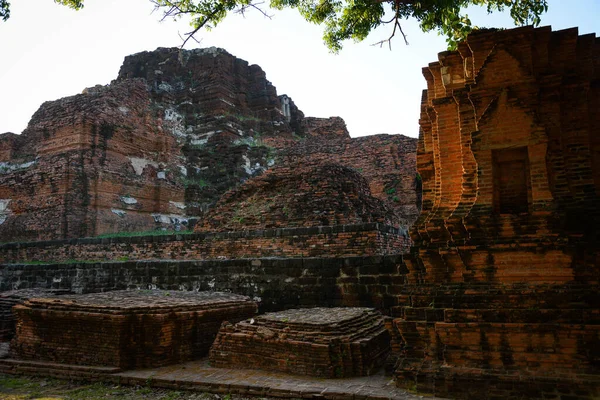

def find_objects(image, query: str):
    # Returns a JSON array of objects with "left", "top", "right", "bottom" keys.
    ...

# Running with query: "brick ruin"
[
  {"left": 0, "top": 47, "right": 418, "bottom": 242},
  {"left": 11, "top": 290, "right": 256, "bottom": 370},
  {"left": 391, "top": 26, "right": 600, "bottom": 398},
  {"left": 198, "top": 163, "right": 400, "bottom": 231},
  {"left": 210, "top": 307, "right": 390, "bottom": 378},
  {"left": 0, "top": 289, "right": 71, "bottom": 341},
  {"left": 0, "top": 25, "right": 599, "bottom": 400}
]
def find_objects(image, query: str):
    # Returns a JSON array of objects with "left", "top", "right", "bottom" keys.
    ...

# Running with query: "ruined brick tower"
[
  {"left": 414, "top": 25, "right": 599, "bottom": 284},
  {"left": 394, "top": 26, "right": 600, "bottom": 398}
]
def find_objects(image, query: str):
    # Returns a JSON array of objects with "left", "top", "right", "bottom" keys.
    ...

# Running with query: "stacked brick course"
[
  {"left": 392, "top": 26, "right": 600, "bottom": 398},
  {"left": 210, "top": 307, "right": 390, "bottom": 378},
  {"left": 0, "top": 223, "right": 409, "bottom": 264},
  {"left": 0, "top": 256, "right": 410, "bottom": 314},
  {"left": 0, "top": 289, "right": 71, "bottom": 341},
  {"left": 11, "top": 290, "right": 256, "bottom": 369}
]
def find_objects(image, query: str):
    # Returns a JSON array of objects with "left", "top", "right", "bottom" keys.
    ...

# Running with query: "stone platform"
[
  {"left": 10, "top": 290, "right": 257, "bottom": 370},
  {"left": 210, "top": 307, "right": 390, "bottom": 378}
]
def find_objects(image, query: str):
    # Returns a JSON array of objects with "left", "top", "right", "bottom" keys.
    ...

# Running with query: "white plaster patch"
[
  {"left": 128, "top": 157, "right": 158, "bottom": 175},
  {"left": 219, "top": 98, "right": 235, "bottom": 107},
  {"left": 118, "top": 106, "right": 129, "bottom": 115},
  {"left": 111, "top": 209, "right": 126, "bottom": 217},
  {"left": 0, "top": 160, "right": 36, "bottom": 174},
  {"left": 242, "top": 154, "right": 264, "bottom": 176},
  {"left": 158, "top": 82, "right": 173, "bottom": 92},
  {"left": 0, "top": 199, "right": 10, "bottom": 213},
  {"left": 191, "top": 138, "right": 208, "bottom": 146},
  {"left": 164, "top": 108, "right": 186, "bottom": 137},
  {"left": 169, "top": 201, "right": 186, "bottom": 210},
  {"left": 157, "top": 171, "right": 166, "bottom": 180},
  {"left": 189, "top": 131, "right": 215, "bottom": 146},
  {"left": 165, "top": 108, "right": 183, "bottom": 122},
  {"left": 151, "top": 213, "right": 188, "bottom": 225},
  {"left": 120, "top": 196, "right": 138, "bottom": 205},
  {"left": 0, "top": 199, "right": 11, "bottom": 225}
]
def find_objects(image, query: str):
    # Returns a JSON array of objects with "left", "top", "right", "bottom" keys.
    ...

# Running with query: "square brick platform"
[
  {"left": 210, "top": 307, "right": 390, "bottom": 378},
  {"left": 10, "top": 290, "right": 257, "bottom": 370}
]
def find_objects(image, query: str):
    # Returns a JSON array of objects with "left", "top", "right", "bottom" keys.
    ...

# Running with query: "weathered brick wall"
[
  {"left": 1, "top": 47, "right": 419, "bottom": 243},
  {"left": 0, "top": 48, "right": 303, "bottom": 241},
  {"left": 413, "top": 26, "right": 600, "bottom": 284},
  {"left": 0, "top": 255, "right": 410, "bottom": 313},
  {"left": 0, "top": 80, "right": 186, "bottom": 241},
  {"left": 0, "top": 223, "right": 409, "bottom": 264},
  {"left": 281, "top": 134, "right": 418, "bottom": 226},
  {"left": 392, "top": 26, "right": 600, "bottom": 399}
]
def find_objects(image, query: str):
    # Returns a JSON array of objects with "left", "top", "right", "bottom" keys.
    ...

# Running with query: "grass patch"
[
  {"left": 94, "top": 230, "right": 194, "bottom": 239},
  {"left": 0, "top": 374, "right": 235, "bottom": 399}
]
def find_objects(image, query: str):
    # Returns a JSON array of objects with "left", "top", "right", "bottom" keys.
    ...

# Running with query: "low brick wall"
[
  {"left": 0, "top": 255, "right": 410, "bottom": 313},
  {"left": 0, "top": 223, "right": 409, "bottom": 264}
]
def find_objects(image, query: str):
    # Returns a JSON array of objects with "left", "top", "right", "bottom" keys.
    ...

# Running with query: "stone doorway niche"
[{"left": 492, "top": 146, "right": 531, "bottom": 214}]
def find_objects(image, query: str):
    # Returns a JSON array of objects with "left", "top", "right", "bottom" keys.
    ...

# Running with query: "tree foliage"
[{"left": 1, "top": 0, "right": 548, "bottom": 51}]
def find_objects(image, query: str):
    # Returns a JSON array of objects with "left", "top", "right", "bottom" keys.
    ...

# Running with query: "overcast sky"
[{"left": 0, "top": 0, "right": 598, "bottom": 138}]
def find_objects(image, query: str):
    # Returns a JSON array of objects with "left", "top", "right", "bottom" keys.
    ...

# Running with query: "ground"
[{"left": 0, "top": 374, "right": 252, "bottom": 400}]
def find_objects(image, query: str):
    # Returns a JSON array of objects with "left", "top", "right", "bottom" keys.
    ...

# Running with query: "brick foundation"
[
  {"left": 210, "top": 307, "right": 390, "bottom": 378},
  {"left": 10, "top": 290, "right": 257, "bottom": 369}
]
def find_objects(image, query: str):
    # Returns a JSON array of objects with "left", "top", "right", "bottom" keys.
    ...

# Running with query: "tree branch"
[{"left": 372, "top": 0, "right": 408, "bottom": 49}]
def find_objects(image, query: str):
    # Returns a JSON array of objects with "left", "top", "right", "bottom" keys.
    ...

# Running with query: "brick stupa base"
[
  {"left": 11, "top": 290, "right": 257, "bottom": 370},
  {"left": 209, "top": 307, "right": 390, "bottom": 378}
]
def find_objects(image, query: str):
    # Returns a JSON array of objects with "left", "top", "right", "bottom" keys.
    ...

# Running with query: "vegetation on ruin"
[
  {"left": 0, "top": 0, "right": 547, "bottom": 50},
  {"left": 95, "top": 229, "right": 195, "bottom": 238}
]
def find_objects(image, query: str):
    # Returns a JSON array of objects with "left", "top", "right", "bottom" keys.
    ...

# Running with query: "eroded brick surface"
[
  {"left": 10, "top": 290, "right": 257, "bottom": 369},
  {"left": 199, "top": 163, "right": 401, "bottom": 231},
  {"left": 0, "top": 47, "right": 417, "bottom": 242},
  {"left": 392, "top": 26, "right": 600, "bottom": 399},
  {"left": 0, "top": 289, "right": 71, "bottom": 341},
  {"left": 209, "top": 307, "right": 390, "bottom": 378}
]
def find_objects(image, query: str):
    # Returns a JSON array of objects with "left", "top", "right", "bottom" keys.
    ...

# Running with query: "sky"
[{"left": 0, "top": 1, "right": 598, "bottom": 138}]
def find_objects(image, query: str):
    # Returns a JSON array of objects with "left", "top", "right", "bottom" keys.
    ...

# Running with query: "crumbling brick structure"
[
  {"left": 198, "top": 162, "right": 400, "bottom": 231},
  {"left": 210, "top": 307, "right": 390, "bottom": 378},
  {"left": 0, "top": 47, "right": 417, "bottom": 243},
  {"left": 11, "top": 290, "right": 257, "bottom": 369},
  {"left": 392, "top": 26, "right": 600, "bottom": 398}
]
